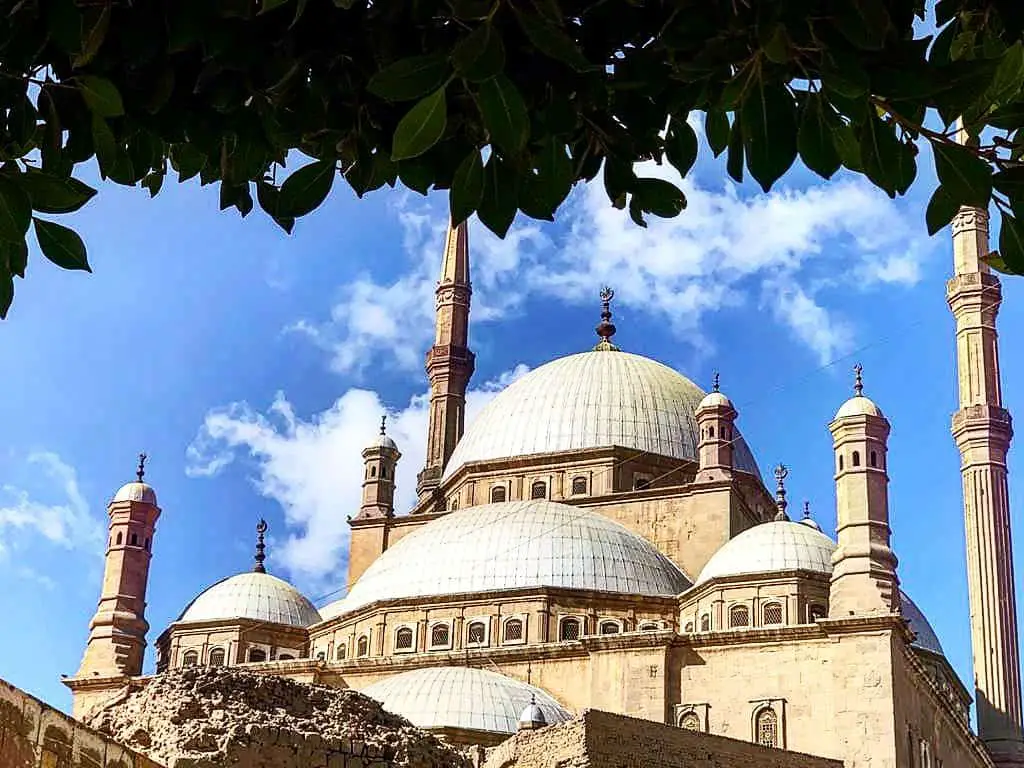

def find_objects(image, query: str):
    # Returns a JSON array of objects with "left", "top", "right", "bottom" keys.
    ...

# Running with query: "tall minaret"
[
  {"left": 416, "top": 220, "right": 474, "bottom": 505},
  {"left": 695, "top": 373, "right": 737, "bottom": 483},
  {"left": 947, "top": 138, "right": 1024, "bottom": 763},
  {"left": 356, "top": 415, "right": 401, "bottom": 519},
  {"left": 75, "top": 454, "right": 160, "bottom": 679}
]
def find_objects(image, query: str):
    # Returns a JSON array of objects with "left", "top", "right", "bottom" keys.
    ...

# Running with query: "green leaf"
[
  {"left": 859, "top": 113, "right": 902, "bottom": 197},
  {"left": 48, "top": 0, "right": 83, "bottom": 54},
  {"left": 33, "top": 217, "right": 90, "bottom": 272},
  {"left": 73, "top": 4, "right": 111, "bottom": 68},
  {"left": 20, "top": 171, "right": 97, "bottom": 214},
  {"left": 761, "top": 25, "right": 790, "bottom": 64},
  {"left": 0, "top": 239, "right": 27, "bottom": 279},
  {"left": 726, "top": 118, "right": 744, "bottom": 183},
  {"left": 933, "top": 141, "right": 992, "bottom": 208},
  {"left": 0, "top": 269, "right": 12, "bottom": 319},
  {"left": 798, "top": 93, "right": 842, "bottom": 180},
  {"left": 368, "top": 55, "right": 450, "bottom": 102},
  {"left": 987, "top": 42, "right": 1024, "bottom": 105},
  {"left": 999, "top": 211, "right": 1024, "bottom": 273},
  {"left": 260, "top": 0, "right": 291, "bottom": 12},
  {"left": 633, "top": 178, "right": 686, "bottom": 218},
  {"left": 515, "top": 11, "right": 590, "bottom": 71},
  {"left": 665, "top": 118, "right": 698, "bottom": 177},
  {"left": 987, "top": 104, "right": 1024, "bottom": 130},
  {"left": 994, "top": 167, "right": 1024, "bottom": 197},
  {"left": 925, "top": 185, "right": 960, "bottom": 236},
  {"left": 834, "top": 0, "right": 891, "bottom": 51},
  {"left": 142, "top": 171, "right": 165, "bottom": 198},
  {"left": 452, "top": 25, "right": 505, "bottom": 82},
  {"left": 740, "top": 80, "right": 798, "bottom": 192},
  {"left": 477, "top": 76, "right": 529, "bottom": 154},
  {"left": 392, "top": 88, "right": 448, "bottom": 161},
  {"left": 451, "top": 150, "right": 484, "bottom": 224},
  {"left": 170, "top": 144, "right": 207, "bottom": 182},
  {"left": 477, "top": 155, "right": 518, "bottom": 236},
  {"left": 983, "top": 251, "right": 1024, "bottom": 276},
  {"left": 278, "top": 160, "right": 335, "bottom": 217},
  {"left": 821, "top": 48, "right": 869, "bottom": 99},
  {"left": 705, "top": 110, "right": 729, "bottom": 157},
  {"left": 0, "top": 178, "right": 32, "bottom": 244},
  {"left": 78, "top": 76, "right": 124, "bottom": 117},
  {"left": 91, "top": 114, "right": 118, "bottom": 180}
]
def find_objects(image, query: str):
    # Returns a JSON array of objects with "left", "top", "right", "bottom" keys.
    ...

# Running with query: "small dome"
[
  {"left": 442, "top": 351, "right": 760, "bottom": 481},
  {"left": 519, "top": 700, "right": 547, "bottom": 729},
  {"left": 834, "top": 395, "right": 884, "bottom": 420},
  {"left": 372, "top": 434, "right": 398, "bottom": 450},
  {"left": 900, "top": 592, "right": 944, "bottom": 655},
  {"left": 695, "top": 520, "right": 835, "bottom": 585},
  {"left": 325, "top": 500, "right": 691, "bottom": 617},
  {"left": 113, "top": 481, "right": 157, "bottom": 505},
  {"left": 697, "top": 391, "right": 733, "bottom": 410},
  {"left": 178, "top": 571, "right": 321, "bottom": 627},
  {"left": 799, "top": 517, "right": 823, "bottom": 531},
  {"left": 359, "top": 667, "right": 570, "bottom": 735}
]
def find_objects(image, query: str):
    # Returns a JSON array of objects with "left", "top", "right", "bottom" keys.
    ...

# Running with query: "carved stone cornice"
[
  {"left": 952, "top": 206, "right": 990, "bottom": 236},
  {"left": 952, "top": 405, "right": 1014, "bottom": 445}
]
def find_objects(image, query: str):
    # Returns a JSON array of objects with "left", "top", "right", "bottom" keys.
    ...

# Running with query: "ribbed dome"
[
  {"left": 322, "top": 500, "right": 691, "bottom": 618},
  {"left": 113, "top": 481, "right": 157, "bottom": 505},
  {"left": 178, "top": 572, "right": 321, "bottom": 627},
  {"left": 696, "top": 523, "right": 944, "bottom": 655},
  {"left": 834, "top": 395, "right": 884, "bottom": 419},
  {"left": 696, "top": 521, "right": 835, "bottom": 585},
  {"left": 359, "top": 667, "right": 570, "bottom": 734},
  {"left": 442, "top": 351, "right": 760, "bottom": 481}
]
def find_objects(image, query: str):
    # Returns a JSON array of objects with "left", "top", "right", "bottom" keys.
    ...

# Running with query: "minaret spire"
[
  {"left": 253, "top": 519, "right": 268, "bottom": 573},
  {"left": 773, "top": 464, "right": 789, "bottom": 521},
  {"left": 416, "top": 219, "right": 475, "bottom": 507},
  {"left": 948, "top": 125, "right": 1024, "bottom": 766},
  {"left": 136, "top": 452, "right": 147, "bottom": 482},
  {"left": 593, "top": 286, "right": 619, "bottom": 351}
]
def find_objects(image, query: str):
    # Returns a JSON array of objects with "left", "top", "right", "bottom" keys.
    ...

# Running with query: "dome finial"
[
  {"left": 773, "top": 464, "right": 789, "bottom": 521},
  {"left": 853, "top": 363, "right": 864, "bottom": 397},
  {"left": 254, "top": 519, "right": 268, "bottom": 573},
  {"left": 136, "top": 452, "right": 147, "bottom": 482},
  {"left": 803, "top": 500, "right": 811, "bottom": 519},
  {"left": 380, "top": 414, "right": 387, "bottom": 436},
  {"left": 593, "top": 286, "right": 619, "bottom": 351},
  {"left": 712, "top": 371, "right": 720, "bottom": 392}
]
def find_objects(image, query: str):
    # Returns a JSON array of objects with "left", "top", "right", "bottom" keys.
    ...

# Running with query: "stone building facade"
[{"left": 65, "top": 202, "right": 1024, "bottom": 768}]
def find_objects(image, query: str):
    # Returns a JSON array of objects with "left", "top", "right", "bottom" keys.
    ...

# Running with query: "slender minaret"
[
  {"left": 695, "top": 373, "right": 737, "bottom": 482},
  {"left": 356, "top": 415, "right": 401, "bottom": 519},
  {"left": 947, "top": 134, "right": 1024, "bottom": 764},
  {"left": 75, "top": 454, "right": 160, "bottom": 679},
  {"left": 828, "top": 367, "right": 900, "bottom": 617},
  {"left": 416, "top": 221, "right": 474, "bottom": 504}
]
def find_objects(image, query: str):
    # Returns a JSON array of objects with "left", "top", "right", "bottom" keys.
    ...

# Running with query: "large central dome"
[{"left": 442, "top": 351, "right": 760, "bottom": 481}]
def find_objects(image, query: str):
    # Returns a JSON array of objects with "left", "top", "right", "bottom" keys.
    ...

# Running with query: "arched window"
[
  {"left": 708, "top": 425, "right": 715, "bottom": 437},
  {"left": 808, "top": 604, "right": 827, "bottom": 622},
  {"left": 247, "top": 648, "right": 267, "bottom": 663},
  {"left": 116, "top": 531, "right": 122, "bottom": 545},
  {"left": 762, "top": 602, "right": 784, "bottom": 626},
  {"left": 208, "top": 647, "right": 226, "bottom": 667},
  {"left": 838, "top": 455, "right": 844, "bottom": 471},
  {"left": 571, "top": 476, "right": 588, "bottom": 495},
  {"left": 700, "top": 614, "right": 711, "bottom": 632},
  {"left": 449, "top": 497, "right": 459, "bottom": 511},
  {"left": 599, "top": 620, "right": 620, "bottom": 635},
  {"left": 503, "top": 618, "right": 523, "bottom": 642},
  {"left": 336, "top": 644, "right": 346, "bottom": 660},
  {"left": 316, "top": 651, "right": 325, "bottom": 661},
  {"left": 755, "top": 707, "right": 779, "bottom": 748},
  {"left": 381, "top": 466, "right": 387, "bottom": 480},
  {"left": 370, "top": 465, "right": 377, "bottom": 477},
  {"left": 182, "top": 650, "right": 199, "bottom": 667},
  {"left": 559, "top": 617, "right": 581, "bottom": 641},
  {"left": 729, "top": 604, "right": 750, "bottom": 628},
  {"left": 144, "top": 537, "right": 151, "bottom": 551},
  {"left": 684, "top": 621, "right": 694, "bottom": 633},
  {"left": 640, "top": 622, "right": 659, "bottom": 632},
  {"left": 395, "top": 627, "right": 414, "bottom": 650},
  {"left": 530, "top": 481, "right": 547, "bottom": 499},
  {"left": 852, "top": 450, "right": 861, "bottom": 467},
  {"left": 430, "top": 623, "right": 451, "bottom": 648},
  {"left": 679, "top": 711, "right": 701, "bottom": 731},
  {"left": 870, "top": 450, "right": 878, "bottom": 467},
  {"left": 131, "top": 533, "right": 138, "bottom": 546},
  {"left": 467, "top": 621, "right": 487, "bottom": 645},
  {"left": 279, "top": 654, "right": 294, "bottom": 660},
  {"left": 357, "top": 636, "right": 369, "bottom": 657},
  {"left": 490, "top": 485, "right": 506, "bottom": 503}
]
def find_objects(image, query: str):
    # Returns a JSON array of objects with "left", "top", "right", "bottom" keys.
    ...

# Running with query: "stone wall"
[
  {"left": 483, "top": 709, "right": 842, "bottom": 768},
  {"left": 0, "top": 676, "right": 164, "bottom": 768}
]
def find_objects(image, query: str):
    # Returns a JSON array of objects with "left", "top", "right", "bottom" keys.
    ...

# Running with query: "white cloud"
[
  {"left": 0, "top": 452, "right": 104, "bottom": 561},
  {"left": 289, "top": 170, "right": 931, "bottom": 370},
  {"left": 185, "top": 365, "right": 530, "bottom": 593}
]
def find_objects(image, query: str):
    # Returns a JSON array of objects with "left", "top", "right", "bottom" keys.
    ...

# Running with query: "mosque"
[{"left": 64, "top": 203, "right": 1024, "bottom": 768}]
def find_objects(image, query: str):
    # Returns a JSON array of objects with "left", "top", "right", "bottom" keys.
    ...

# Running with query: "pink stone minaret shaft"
[
  {"left": 416, "top": 221, "right": 474, "bottom": 505},
  {"left": 947, "top": 163, "right": 1024, "bottom": 763}
]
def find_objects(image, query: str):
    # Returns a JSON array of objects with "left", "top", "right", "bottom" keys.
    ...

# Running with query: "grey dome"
[
  {"left": 322, "top": 500, "right": 691, "bottom": 618},
  {"left": 359, "top": 667, "right": 569, "bottom": 735},
  {"left": 113, "top": 481, "right": 157, "bottom": 505},
  {"left": 442, "top": 351, "right": 761, "bottom": 481},
  {"left": 900, "top": 592, "right": 944, "bottom": 655},
  {"left": 519, "top": 700, "right": 547, "bottom": 728},
  {"left": 178, "top": 572, "right": 321, "bottom": 627}
]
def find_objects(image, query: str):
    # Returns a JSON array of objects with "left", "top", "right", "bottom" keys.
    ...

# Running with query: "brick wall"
[
  {"left": 483, "top": 709, "right": 842, "bottom": 768},
  {"left": 0, "top": 677, "right": 164, "bottom": 768}
]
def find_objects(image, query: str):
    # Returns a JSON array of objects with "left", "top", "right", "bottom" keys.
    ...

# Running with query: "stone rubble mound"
[{"left": 86, "top": 666, "right": 472, "bottom": 768}]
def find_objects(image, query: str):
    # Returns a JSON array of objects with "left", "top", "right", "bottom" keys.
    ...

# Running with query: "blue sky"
[{"left": 1, "top": 124, "right": 1022, "bottom": 722}]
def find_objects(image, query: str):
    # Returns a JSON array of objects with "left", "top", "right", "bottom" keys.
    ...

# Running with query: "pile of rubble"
[{"left": 86, "top": 667, "right": 472, "bottom": 768}]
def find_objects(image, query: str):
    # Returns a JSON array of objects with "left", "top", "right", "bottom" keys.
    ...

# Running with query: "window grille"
[
  {"left": 599, "top": 621, "right": 620, "bottom": 635},
  {"left": 357, "top": 636, "right": 369, "bottom": 657},
  {"left": 756, "top": 708, "right": 778, "bottom": 748},
  {"left": 430, "top": 623, "right": 450, "bottom": 647},
  {"left": 729, "top": 605, "right": 750, "bottom": 627},
  {"left": 503, "top": 619, "right": 523, "bottom": 642},
  {"left": 182, "top": 650, "right": 199, "bottom": 667},
  {"left": 530, "top": 481, "right": 547, "bottom": 499},
  {"left": 208, "top": 648, "right": 225, "bottom": 667},
  {"left": 395, "top": 627, "right": 414, "bottom": 650},
  {"left": 490, "top": 486, "right": 507, "bottom": 503},
  {"left": 763, "top": 602, "right": 784, "bottom": 625},
  {"left": 700, "top": 614, "right": 711, "bottom": 632},
  {"left": 559, "top": 617, "right": 581, "bottom": 641},
  {"left": 808, "top": 604, "right": 827, "bottom": 622},
  {"left": 467, "top": 622, "right": 486, "bottom": 644},
  {"left": 336, "top": 644, "right": 346, "bottom": 660},
  {"left": 247, "top": 648, "right": 266, "bottom": 663},
  {"left": 571, "top": 476, "right": 587, "bottom": 495},
  {"left": 640, "top": 622, "right": 659, "bottom": 631},
  {"left": 679, "top": 712, "right": 701, "bottom": 731}
]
